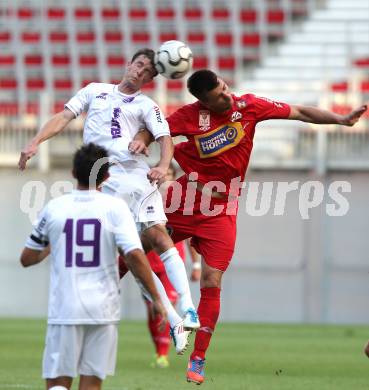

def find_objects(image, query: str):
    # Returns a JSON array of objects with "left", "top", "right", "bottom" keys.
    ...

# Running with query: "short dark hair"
[
  {"left": 187, "top": 69, "right": 219, "bottom": 100},
  {"left": 131, "top": 48, "right": 158, "bottom": 77},
  {"left": 73, "top": 143, "right": 109, "bottom": 187}
]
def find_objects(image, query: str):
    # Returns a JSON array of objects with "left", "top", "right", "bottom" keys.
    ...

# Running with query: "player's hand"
[
  {"left": 191, "top": 268, "right": 201, "bottom": 282},
  {"left": 128, "top": 140, "right": 149, "bottom": 156},
  {"left": 18, "top": 142, "right": 38, "bottom": 170},
  {"left": 147, "top": 166, "right": 167, "bottom": 183},
  {"left": 340, "top": 104, "right": 367, "bottom": 126},
  {"left": 152, "top": 299, "right": 168, "bottom": 332}
]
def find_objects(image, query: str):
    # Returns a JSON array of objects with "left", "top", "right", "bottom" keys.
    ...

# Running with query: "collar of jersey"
[
  {"left": 72, "top": 189, "right": 99, "bottom": 195},
  {"left": 113, "top": 85, "right": 142, "bottom": 98}
]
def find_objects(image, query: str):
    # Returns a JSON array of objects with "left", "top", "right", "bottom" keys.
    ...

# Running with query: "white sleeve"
[
  {"left": 65, "top": 83, "right": 95, "bottom": 117},
  {"left": 25, "top": 205, "right": 50, "bottom": 251},
  {"left": 110, "top": 200, "right": 143, "bottom": 255},
  {"left": 143, "top": 103, "right": 171, "bottom": 140}
]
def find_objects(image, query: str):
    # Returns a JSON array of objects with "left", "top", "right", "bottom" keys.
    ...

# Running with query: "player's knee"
[
  {"left": 145, "top": 227, "right": 172, "bottom": 253},
  {"left": 201, "top": 270, "right": 222, "bottom": 288}
]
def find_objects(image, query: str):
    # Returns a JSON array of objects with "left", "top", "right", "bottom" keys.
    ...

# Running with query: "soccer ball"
[{"left": 155, "top": 40, "right": 193, "bottom": 79}]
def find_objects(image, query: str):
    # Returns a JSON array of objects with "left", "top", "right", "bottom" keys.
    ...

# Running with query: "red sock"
[
  {"left": 146, "top": 300, "right": 171, "bottom": 356},
  {"left": 191, "top": 287, "right": 221, "bottom": 361},
  {"left": 118, "top": 255, "right": 129, "bottom": 279}
]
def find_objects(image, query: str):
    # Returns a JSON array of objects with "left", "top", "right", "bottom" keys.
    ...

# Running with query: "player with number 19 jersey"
[{"left": 25, "top": 190, "right": 142, "bottom": 324}]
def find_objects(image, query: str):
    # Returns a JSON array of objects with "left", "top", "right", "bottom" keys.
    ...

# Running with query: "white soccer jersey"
[
  {"left": 65, "top": 83, "right": 170, "bottom": 163},
  {"left": 25, "top": 190, "right": 143, "bottom": 325}
]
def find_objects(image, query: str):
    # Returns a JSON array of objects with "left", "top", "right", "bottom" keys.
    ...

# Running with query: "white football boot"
[{"left": 170, "top": 320, "right": 190, "bottom": 355}]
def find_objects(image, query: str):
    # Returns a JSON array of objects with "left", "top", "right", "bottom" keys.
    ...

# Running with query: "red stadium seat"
[
  {"left": 131, "top": 32, "right": 150, "bottom": 43},
  {"left": 52, "top": 55, "right": 70, "bottom": 66},
  {"left": 0, "top": 102, "right": 18, "bottom": 115},
  {"left": 242, "top": 33, "right": 261, "bottom": 46},
  {"left": 26, "top": 79, "right": 45, "bottom": 90},
  {"left": 0, "top": 31, "right": 11, "bottom": 42},
  {"left": 267, "top": 9, "right": 285, "bottom": 23},
  {"left": 215, "top": 32, "right": 233, "bottom": 46},
  {"left": 193, "top": 56, "right": 208, "bottom": 69},
  {"left": 110, "top": 79, "right": 121, "bottom": 85},
  {"left": 184, "top": 8, "right": 202, "bottom": 19},
  {"left": 104, "top": 31, "right": 123, "bottom": 42},
  {"left": 187, "top": 32, "right": 206, "bottom": 43},
  {"left": 79, "top": 55, "right": 97, "bottom": 66},
  {"left": 129, "top": 8, "right": 147, "bottom": 19},
  {"left": 17, "top": 8, "right": 33, "bottom": 19},
  {"left": 354, "top": 57, "right": 369, "bottom": 68},
  {"left": 0, "top": 55, "right": 15, "bottom": 66},
  {"left": 102, "top": 8, "right": 120, "bottom": 19},
  {"left": 0, "top": 79, "right": 17, "bottom": 88},
  {"left": 74, "top": 8, "right": 93, "bottom": 19},
  {"left": 142, "top": 80, "right": 155, "bottom": 91},
  {"left": 24, "top": 54, "right": 43, "bottom": 66},
  {"left": 21, "top": 32, "right": 41, "bottom": 43},
  {"left": 159, "top": 32, "right": 178, "bottom": 42},
  {"left": 54, "top": 79, "right": 72, "bottom": 90},
  {"left": 240, "top": 9, "right": 257, "bottom": 23},
  {"left": 157, "top": 8, "right": 175, "bottom": 19},
  {"left": 166, "top": 104, "right": 181, "bottom": 115},
  {"left": 53, "top": 101, "right": 65, "bottom": 113},
  {"left": 360, "top": 80, "right": 369, "bottom": 92},
  {"left": 47, "top": 8, "right": 65, "bottom": 19},
  {"left": 331, "top": 104, "right": 352, "bottom": 115},
  {"left": 167, "top": 80, "right": 183, "bottom": 91},
  {"left": 76, "top": 31, "right": 95, "bottom": 43},
  {"left": 49, "top": 31, "right": 68, "bottom": 42},
  {"left": 26, "top": 102, "right": 39, "bottom": 114},
  {"left": 107, "top": 55, "right": 125, "bottom": 66},
  {"left": 217, "top": 56, "right": 236, "bottom": 70},
  {"left": 330, "top": 81, "right": 348, "bottom": 93},
  {"left": 81, "top": 79, "right": 97, "bottom": 87},
  {"left": 212, "top": 8, "right": 230, "bottom": 19}
]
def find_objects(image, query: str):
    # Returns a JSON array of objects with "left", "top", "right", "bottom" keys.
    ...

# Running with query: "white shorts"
[
  {"left": 101, "top": 160, "right": 167, "bottom": 232},
  {"left": 42, "top": 324, "right": 118, "bottom": 380}
]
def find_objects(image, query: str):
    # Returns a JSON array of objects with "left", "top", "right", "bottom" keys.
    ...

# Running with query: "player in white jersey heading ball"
[
  {"left": 18, "top": 48, "right": 199, "bottom": 332},
  {"left": 20, "top": 143, "right": 167, "bottom": 390}
]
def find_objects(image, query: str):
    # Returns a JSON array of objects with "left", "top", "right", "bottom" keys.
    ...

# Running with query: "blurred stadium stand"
[{"left": 0, "top": 0, "right": 368, "bottom": 170}]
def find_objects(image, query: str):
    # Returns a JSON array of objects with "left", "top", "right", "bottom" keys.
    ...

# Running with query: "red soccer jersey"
[{"left": 167, "top": 94, "right": 290, "bottom": 196}]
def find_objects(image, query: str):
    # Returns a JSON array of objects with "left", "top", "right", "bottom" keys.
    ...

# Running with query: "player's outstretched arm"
[
  {"left": 289, "top": 104, "right": 367, "bottom": 126},
  {"left": 147, "top": 135, "right": 174, "bottom": 182},
  {"left": 288, "top": 105, "right": 368, "bottom": 126},
  {"left": 18, "top": 108, "right": 76, "bottom": 170},
  {"left": 20, "top": 246, "right": 50, "bottom": 267},
  {"left": 122, "top": 248, "right": 167, "bottom": 328}
]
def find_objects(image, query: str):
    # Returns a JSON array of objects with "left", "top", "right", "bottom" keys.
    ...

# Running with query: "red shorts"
[{"left": 165, "top": 176, "right": 237, "bottom": 272}]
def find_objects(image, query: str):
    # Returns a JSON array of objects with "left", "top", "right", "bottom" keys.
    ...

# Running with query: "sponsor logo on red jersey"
[{"left": 194, "top": 122, "right": 245, "bottom": 158}]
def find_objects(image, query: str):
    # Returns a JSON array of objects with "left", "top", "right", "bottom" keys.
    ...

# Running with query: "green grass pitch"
[{"left": 0, "top": 319, "right": 369, "bottom": 389}]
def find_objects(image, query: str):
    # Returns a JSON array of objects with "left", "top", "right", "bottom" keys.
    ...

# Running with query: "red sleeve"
[
  {"left": 167, "top": 105, "right": 191, "bottom": 136},
  {"left": 250, "top": 95, "right": 291, "bottom": 122}
]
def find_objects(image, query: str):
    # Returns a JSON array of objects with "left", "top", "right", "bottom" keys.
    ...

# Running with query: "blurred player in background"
[
  {"left": 19, "top": 143, "right": 167, "bottom": 390},
  {"left": 144, "top": 164, "right": 201, "bottom": 368},
  {"left": 18, "top": 48, "right": 199, "bottom": 345},
  {"left": 131, "top": 69, "right": 367, "bottom": 385}
]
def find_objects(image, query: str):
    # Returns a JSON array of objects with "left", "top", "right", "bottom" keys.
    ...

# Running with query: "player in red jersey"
[{"left": 130, "top": 69, "right": 367, "bottom": 385}]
